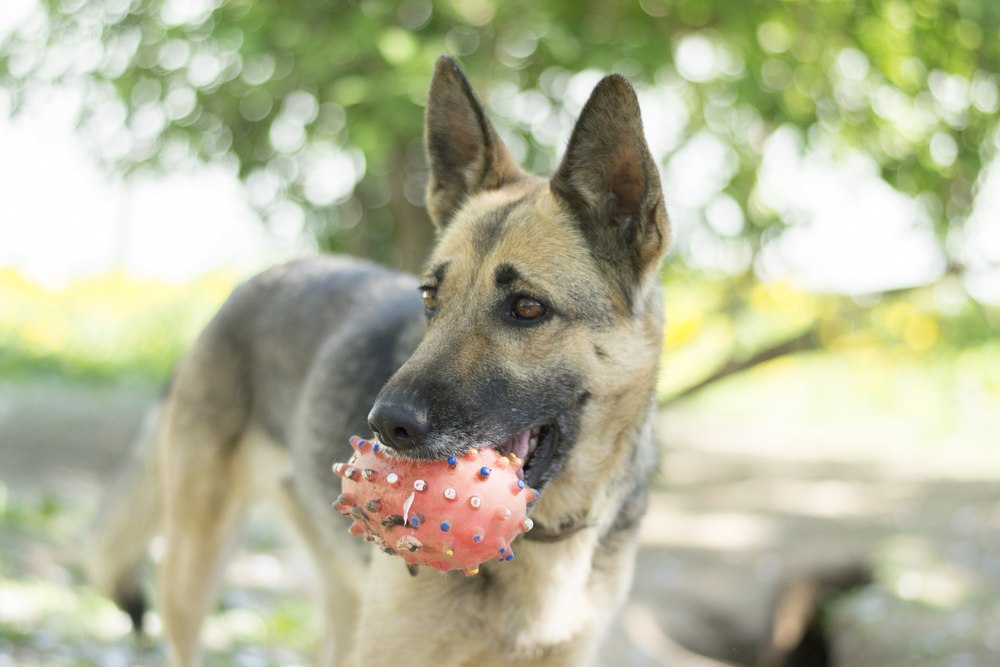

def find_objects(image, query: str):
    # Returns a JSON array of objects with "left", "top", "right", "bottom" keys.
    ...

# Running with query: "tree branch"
[{"left": 662, "top": 328, "right": 821, "bottom": 406}]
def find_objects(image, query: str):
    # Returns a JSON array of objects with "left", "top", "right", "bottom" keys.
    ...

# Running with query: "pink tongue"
[{"left": 511, "top": 429, "right": 531, "bottom": 462}]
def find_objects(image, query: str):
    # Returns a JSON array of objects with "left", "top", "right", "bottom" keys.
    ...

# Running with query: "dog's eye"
[
  {"left": 421, "top": 286, "right": 438, "bottom": 312},
  {"left": 511, "top": 296, "right": 546, "bottom": 321}
]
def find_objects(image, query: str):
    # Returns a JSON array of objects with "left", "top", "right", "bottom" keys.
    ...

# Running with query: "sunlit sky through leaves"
[
  {"left": 3, "top": 83, "right": 998, "bottom": 301},
  {"left": 1, "top": 0, "right": 999, "bottom": 301},
  {"left": 0, "top": 85, "right": 311, "bottom": 285}
]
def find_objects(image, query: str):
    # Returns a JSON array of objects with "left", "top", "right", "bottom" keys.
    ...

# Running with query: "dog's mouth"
[{"left": 494, "top": 423, "right": 559, "bottom": 488}]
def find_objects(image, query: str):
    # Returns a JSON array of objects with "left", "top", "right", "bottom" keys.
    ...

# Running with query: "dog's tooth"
[{"left": 522, "top": 517, "right": 534, "bottom": 533}]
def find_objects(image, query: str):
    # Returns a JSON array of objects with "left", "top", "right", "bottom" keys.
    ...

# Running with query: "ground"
[{"left": 1, "top": 378, "right": 998, "bottom": 666}]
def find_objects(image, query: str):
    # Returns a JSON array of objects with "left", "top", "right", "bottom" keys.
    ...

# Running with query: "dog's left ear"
[
  {"left": 551, "top": 75, "right": 669, "bottom": 294},
  {"left": 424, "top": 56, "right": 526, "bottom": 229}
]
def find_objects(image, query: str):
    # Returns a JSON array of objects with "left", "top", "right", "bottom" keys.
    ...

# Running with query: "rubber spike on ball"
[{"left": 331, "top": 437, "right": 533, "bottom": 573}]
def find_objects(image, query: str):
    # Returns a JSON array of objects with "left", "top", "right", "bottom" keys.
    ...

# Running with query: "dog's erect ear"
[
  {"left": 424, "top": 56, "right": 525, "bottom": 229},
  {"left": 551, "top": 75, "right": 669, "bottom": 299}
]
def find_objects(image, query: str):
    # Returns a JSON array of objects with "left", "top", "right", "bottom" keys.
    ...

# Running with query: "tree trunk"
[{"left": 388, "top": 144, "right": 435, "bottom": 274}]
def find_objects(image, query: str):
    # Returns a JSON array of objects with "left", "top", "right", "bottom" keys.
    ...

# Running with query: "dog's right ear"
[
  {"left": 424, "top": 56, "right": 525, "bottom": 229},
  {"left": 550, "top": 75, "right": 668, "bottom": 304}
]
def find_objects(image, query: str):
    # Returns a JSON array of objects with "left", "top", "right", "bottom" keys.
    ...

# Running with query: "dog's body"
[{"left": 89, "top": 57, "right": 669, "bottom": 667}]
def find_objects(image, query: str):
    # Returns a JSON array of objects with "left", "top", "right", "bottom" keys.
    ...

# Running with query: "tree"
[{"left": 3, "top": 0, "right": 998, "bottom": 397}]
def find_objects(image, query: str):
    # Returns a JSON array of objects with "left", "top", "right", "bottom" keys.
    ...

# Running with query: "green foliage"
[
  {"left": 0, "top": 482, "right": 316, "bottom": 665},
  {"left": 1, "top": 0, "right": 997, "bottom": 401},
  {"left": 0, "top": 268, "right": 232, "bottom": 381},
  {"left": 659, "top": 265, "right": 1000, "bottom": 401},
  {"left": 2, "top": 0, "right": 997, "bottom": 271}
]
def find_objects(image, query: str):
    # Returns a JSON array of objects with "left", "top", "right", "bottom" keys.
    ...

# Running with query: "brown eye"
[
  {"left": 512, "top": 296, "right": 546, "bottom": 321},
  {"left": 421, "top": 287, "right": 438, "bottom": 312}
]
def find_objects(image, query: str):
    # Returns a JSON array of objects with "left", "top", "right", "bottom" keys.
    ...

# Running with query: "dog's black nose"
[{"left": 367, "top": 402, "right": 431, "bottom": 451}]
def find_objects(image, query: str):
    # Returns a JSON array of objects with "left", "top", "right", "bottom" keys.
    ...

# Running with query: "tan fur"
[{"left": 88, "top": 57, "right": 668, "bottom": 667}]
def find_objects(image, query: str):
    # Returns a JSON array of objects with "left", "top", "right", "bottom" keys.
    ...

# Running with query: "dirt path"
[{"left": 1, "top": 379, "right": 998, "bottom": 666}]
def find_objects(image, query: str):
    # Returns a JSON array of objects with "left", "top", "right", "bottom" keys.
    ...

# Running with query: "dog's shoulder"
[
  {"left": 240, "top": 255, "right": 416, "bottom": 299},
  {"left": 217, "top": 255, "right": 418, "bottom": 324}
]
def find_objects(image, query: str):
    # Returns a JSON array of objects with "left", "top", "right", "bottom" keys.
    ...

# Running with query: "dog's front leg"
[
  {"left": 346, "top": 554, "right": 485, "bottom": 667},
  {"left": 158, "top": 436, "right": 251, "bottom": 667}
]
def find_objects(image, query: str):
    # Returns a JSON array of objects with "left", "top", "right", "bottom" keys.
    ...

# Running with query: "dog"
[{"left": 88, "top": 56, "right": 670, "bottom": 667}]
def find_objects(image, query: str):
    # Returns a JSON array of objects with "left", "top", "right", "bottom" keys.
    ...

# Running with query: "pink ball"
[{"left": 332, "top": 436, "right": 538, "bottom": 575}]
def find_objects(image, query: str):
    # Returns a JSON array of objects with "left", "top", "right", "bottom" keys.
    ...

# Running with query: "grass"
[
  {"left": 0, "top": 484, "right": 318, "bottom": 666},
  {"left": 664, "top": 347, "right": 1000, "bottom": 475}
]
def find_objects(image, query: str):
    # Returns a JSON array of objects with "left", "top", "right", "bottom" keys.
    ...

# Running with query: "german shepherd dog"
[{"left": 89, "top": 56, "right": 669, "bottom": 667}]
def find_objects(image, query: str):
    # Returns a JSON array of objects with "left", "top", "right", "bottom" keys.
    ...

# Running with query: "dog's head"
[{"left": 369, "top": 57, "right": 668, "bottom": 491}]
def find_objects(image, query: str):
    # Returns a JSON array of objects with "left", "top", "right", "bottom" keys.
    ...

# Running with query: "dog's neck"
[{"left": 521, "top": 514, "right": 599, "bottom": 542}]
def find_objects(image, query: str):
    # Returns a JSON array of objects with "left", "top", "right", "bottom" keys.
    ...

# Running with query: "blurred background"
[{"left": 1, "top": 0, "right": 998, "bottom": 665}]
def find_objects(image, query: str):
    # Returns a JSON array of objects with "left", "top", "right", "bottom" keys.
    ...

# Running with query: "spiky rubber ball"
[{"left": 332, "top": 436, "right": 538, "bottom": 575}]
